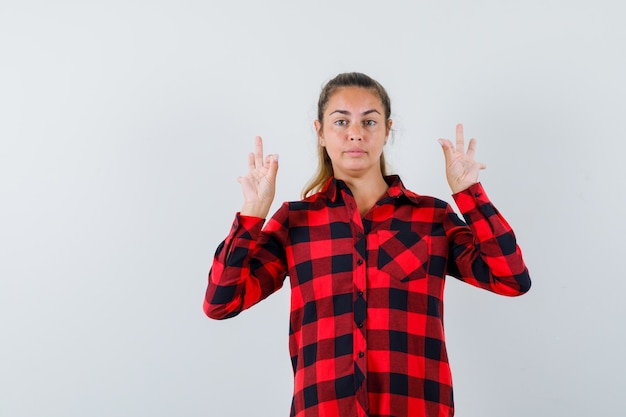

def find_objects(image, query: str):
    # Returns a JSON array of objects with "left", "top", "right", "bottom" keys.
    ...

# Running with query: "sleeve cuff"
[
  {"left": 232, "top": 212, "right": 265, "bottom": 234},
  {"left": 451, "top": 182, "right": 490, "bottom": 213}
]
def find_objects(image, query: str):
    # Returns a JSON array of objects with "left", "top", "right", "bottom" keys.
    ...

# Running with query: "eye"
[
  {"left": 334, "top": 119, "right": 347, "bottom": 126},
  {"left": 364, "top": 119, "right": 377, "bottom": 126}
]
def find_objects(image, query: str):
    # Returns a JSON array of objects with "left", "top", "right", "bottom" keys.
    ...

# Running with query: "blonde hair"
[{"left": 302, "top": 72, "right": 392, "bottom": 198}]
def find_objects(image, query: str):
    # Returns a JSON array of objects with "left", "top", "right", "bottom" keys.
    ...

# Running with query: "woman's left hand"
[{"left": 438, "top": 123, "right": 487, "bottom": 194}]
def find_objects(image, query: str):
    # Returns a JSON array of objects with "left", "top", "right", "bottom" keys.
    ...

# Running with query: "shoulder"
[
  {"left": 286, "top": 190, "right": 334, "bottom": 212},
  {"left": 264, "top": 193, "right": 326, "bottom": 226},
  {"left": 386, "top": 175, "right": 450, "bottom": 210},
  {"left": 399, "top": 187, "right": 451, "bottom": 211}
]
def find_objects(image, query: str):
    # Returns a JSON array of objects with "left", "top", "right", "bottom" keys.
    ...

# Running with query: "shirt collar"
[{"left": 321, "top": 175, "right": 422, "bottom": 206}]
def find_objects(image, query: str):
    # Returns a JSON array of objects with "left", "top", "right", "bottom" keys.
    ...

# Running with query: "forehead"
[{"left": 326, "top": 87, "right": 383, "bottom": 113}]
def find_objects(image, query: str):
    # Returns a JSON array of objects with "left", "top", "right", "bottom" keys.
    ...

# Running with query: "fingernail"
[{"left": 273, "top": 154, "right": 279, "bottom": 161}]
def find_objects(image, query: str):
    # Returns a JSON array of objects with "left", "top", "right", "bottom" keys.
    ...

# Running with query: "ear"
[
  {"left": 314, "top": 120, "right": 325, "bottom": 146},
  {"left": 385, "top": 119, "right": 393, "bottom": 144}
]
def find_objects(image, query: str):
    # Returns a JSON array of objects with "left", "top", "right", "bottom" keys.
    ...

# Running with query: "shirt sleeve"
[
  {"left": 203, "top": 203, "right": 289, "bottom": 319},
  {"left": 446, "top": 182, "right": 531, "bottom": 296}
]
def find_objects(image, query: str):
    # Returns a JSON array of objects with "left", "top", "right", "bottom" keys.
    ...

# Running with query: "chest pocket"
[{"left": 377, "top": 230, "right": 429, "bottom": 282}]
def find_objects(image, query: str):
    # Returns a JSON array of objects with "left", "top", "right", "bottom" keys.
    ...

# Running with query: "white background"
[{"left": 1, "top": 1, "right": 624, "bottom": 416}]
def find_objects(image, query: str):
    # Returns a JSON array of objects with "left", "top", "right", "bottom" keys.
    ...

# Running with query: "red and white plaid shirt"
[{"left": 204, "top": 175, "right": 530, "bottom": 417}]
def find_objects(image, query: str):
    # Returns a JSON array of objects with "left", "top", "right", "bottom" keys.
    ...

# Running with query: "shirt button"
[
  {"left": 357, "top": 259, "right": 363, "bottom": 265},
  {"left": 357, "top": 291, "right": 363, "bottom": 297},
  {"left": 358, "top": 351, "right": 365, "bottom": 358},
  {"left": 357, "top": 322, "right": 363, "bottom": 328},
  {"left": 357, "top": 232, "right": 364, "bottom": 238}
]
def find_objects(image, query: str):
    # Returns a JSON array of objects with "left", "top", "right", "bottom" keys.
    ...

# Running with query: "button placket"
[{"left": 344, "top": 187, "right": 369, "bottom": 411}]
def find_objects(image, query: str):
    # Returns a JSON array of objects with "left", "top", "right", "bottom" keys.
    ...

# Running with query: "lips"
[{"left": 344, "top": 148, "right": 366, "bottom": 156}]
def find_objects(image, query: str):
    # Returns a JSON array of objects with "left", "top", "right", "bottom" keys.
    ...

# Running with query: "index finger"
[{"left": 455, "top": 123, "right": 464, "bottom": 151}]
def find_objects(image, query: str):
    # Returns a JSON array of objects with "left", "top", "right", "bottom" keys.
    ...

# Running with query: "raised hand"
[
  {"left": 438, "top": 124, "right": 486, "bottom": 194},
  {"left": 237, "top": 136, "right": 279, "bottom": 218}
]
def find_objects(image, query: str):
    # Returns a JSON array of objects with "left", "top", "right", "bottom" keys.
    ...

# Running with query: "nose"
[{"left": 348, "top": 124, "right": 363, "bottom": 141}]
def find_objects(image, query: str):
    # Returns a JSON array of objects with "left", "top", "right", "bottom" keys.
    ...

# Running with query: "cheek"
[{"left": 321, "top": 128, "right": 341, "bottom": 144}]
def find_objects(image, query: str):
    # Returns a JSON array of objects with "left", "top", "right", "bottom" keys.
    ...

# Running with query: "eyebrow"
[{"left": 329, "top": 109, "right": 382, "bottom": 116}]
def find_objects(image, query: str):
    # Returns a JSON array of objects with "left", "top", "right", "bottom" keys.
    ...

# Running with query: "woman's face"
[{"left": 315, "top": 87, "right": 392, "bottom": 181}]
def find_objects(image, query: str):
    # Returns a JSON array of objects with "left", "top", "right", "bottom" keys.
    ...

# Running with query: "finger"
[
  {"left": 466, "top": 138, "right": 478, "bottom": 159},
  {"left": 455, "top": 123, "right": 464, "bottom": 152},
  {"left": 438, "top": 138, "right": 454, "bottom": 162},
  {"left": 254, "top": 136, "right": 264, "bottom": 168},
  {"left": 266, "top": 154, "right": 280, "bottom": 183}
]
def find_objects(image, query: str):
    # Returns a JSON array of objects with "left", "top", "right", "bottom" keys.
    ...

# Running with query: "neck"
[{"left": 339, "top": 173, "right": 389, "bottom": 217}]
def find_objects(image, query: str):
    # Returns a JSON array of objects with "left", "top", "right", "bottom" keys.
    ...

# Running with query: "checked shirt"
[{"left": 204, "top": 175, "right": 531, "bottom": 417}]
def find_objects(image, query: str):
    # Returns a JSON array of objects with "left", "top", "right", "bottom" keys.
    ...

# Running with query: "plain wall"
[{"left": 1, "top": 1, "right": 624, "bottom": 416}]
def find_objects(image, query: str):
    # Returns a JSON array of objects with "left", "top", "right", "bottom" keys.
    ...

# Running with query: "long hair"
[{"left": 302, "top": 72, "right": 392, "bottom": 198}]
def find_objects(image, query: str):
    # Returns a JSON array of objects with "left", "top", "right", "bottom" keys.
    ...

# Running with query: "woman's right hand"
[{"left": 237, "top": 136, "right": 279, "bottom": 218}]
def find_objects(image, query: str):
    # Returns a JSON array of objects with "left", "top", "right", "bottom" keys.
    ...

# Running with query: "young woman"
[{"left": 204, "top": 72, "right": 531, "bottom": 417}]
